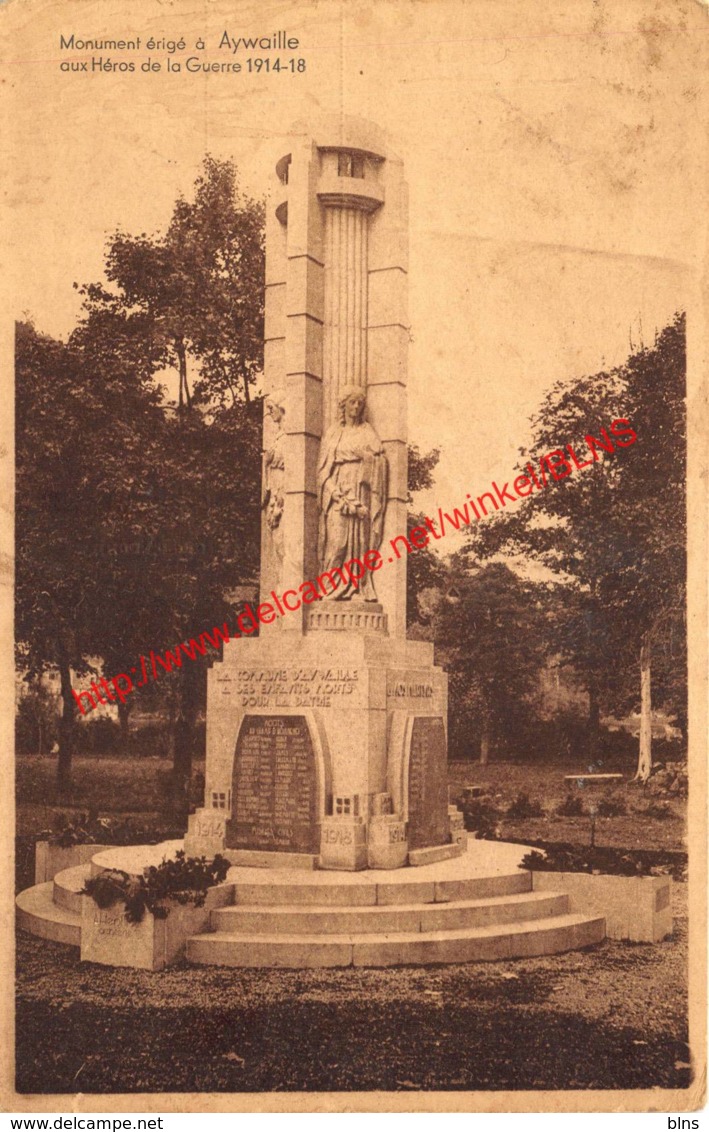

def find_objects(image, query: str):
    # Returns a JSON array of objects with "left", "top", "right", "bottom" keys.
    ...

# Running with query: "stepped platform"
[
  {"left": 187, "top": 913, "right": 604, "bottom": 968},
  {"left": 16, "top": 839, "right": 607, "bottom": 968},
  {"left": 16, "top": 881, "right": 81, "bottom": 946}
]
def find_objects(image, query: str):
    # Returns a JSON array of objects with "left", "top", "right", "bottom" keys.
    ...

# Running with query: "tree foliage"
[
  {"left": 406, "top": 444, "right": 446, "bottom": 629},
  {"left": 76, "top": 156, "right": 264, "bottom": 409},
  {"left": 15, "top": 319, "right": 166, "bottom": 785},
  {"left": 434, "top": 558, "right": 551, "bottom": 762},
  {"left": 466, "top": 313, "right": 686, "bottom": 773},
  {"left": 16, "top": 156, "right": 265, "bottom": 793}
]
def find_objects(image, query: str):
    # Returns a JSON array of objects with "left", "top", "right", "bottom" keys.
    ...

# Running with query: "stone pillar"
[
  {"left": 261, "top": 179, "right": 288, "bottom": 613},
  {"left": 322, "top": 204, "right": 369, "bottom": 432},
  {"left": 366, "top": 154, "right": 409, "bottom": 641},
  {"left": 271, "top": 138, "right": 325, "bottom": 633}
]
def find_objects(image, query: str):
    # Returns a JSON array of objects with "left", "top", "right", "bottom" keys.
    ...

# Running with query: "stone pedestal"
[
  {"left": 191, "top": 628, "right": 448, "bottom": 870},
  {"left": 320, "top": 816, "right": 368, "bottom": 871},
  {"left": 184, "top": 810, "right": 227, "bottom": 859},
  {"left": 367, "top": 816, "right": 408, "bottom": 869},
  {"left": 449, "top": 805, "right": 467, "bottom": 851}
]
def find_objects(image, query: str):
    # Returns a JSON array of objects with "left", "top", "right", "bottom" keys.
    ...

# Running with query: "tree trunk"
[
  {"left": 587, "top": 677, "right": 600, "bottom": 764},
  {"left": 175, "top": 337, "right": 191, "bottom": 410},
  {"left": 585, "top": 599, "right": 601, "bottom": 764},
  {"left": 177, "top": 342, "right": 184, "bottom": 410},
  {"left": 166, "top": 691, "right": 176, "bottom": 762},
  {"left": 173, "top": 713, "right": 191, "bottom": 806},
  {"left": 635, "top": 632, "right": 653, "bottom": 782},
  {"left": 57, "top": 654, "right": 75, "bottom": 794},
  {"left": 480, "top": 716, "right": 490, "bottom": 766},
  {"left": 172, "top": 662, "right": 203, "bottom": 806},
  {"left": 116, "top": 699, "right": 131, "bottom": 753}
]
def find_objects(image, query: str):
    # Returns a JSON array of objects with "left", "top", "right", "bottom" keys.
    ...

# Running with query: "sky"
[{"left": 5, "top": 0, "right": 702, "bottom": 521}]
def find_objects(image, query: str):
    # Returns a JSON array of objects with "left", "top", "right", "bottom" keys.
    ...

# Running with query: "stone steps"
[
  {"left": 53, "top": 864, "right": 91, "bottom": 914},
  {"left": 16, "top": 881, "right": 81, "bottom": 946},
  {"left": 16, "top": 842, "right": 608, "bottom": 969},
  {"left": 229, "top": 869, "right": 532, "bottom": 907},
  {"left": 212, "top": 890, "right": 569, "bottom": 934},
  {"left": 186, "top": 912, "right": 606, "bottom": 968}
]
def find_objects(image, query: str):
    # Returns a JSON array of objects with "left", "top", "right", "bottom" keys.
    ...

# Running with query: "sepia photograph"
[{"left": 2, "top": 0, "right": 706, "bottom": 1114}]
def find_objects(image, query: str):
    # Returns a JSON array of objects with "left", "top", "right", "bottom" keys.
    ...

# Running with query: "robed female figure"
[{"left": 317, "top": 385, "right": 388, "bottom": 602}]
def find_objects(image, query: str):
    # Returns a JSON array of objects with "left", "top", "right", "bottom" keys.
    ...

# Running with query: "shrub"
[
  {"left": 15, "top": 689, "right": 58, "bottom": 755},
  {"left": 596, "top": 793, "right": 627, "bottom": 817},
  {"left": 130, "top": 722, "right": 171, "bottom": 758},
  {"left": 637, "top": 800, "right": 676, "bottom": 821},
  {"left": 132, "top": 719, "right": 207, "bottom": 759},
  {"left": 43, "top": 810, "right": 107, "bottom": 847},
  {"left": 460, "top": 798, "right": 501, "bottom": 839},
  {"left": 556, "top": 793, "right": 586, "bottom": 817},
  {"left": 506, "top": 792, "right": 545, "bottom": 819},
  {"left": 646, "top": 761, "right": 688, "bottom": 798},
  {"left": 38, "top": 812, "right": 185, "bottom": 848},
  {"left": 74, "top": 716, "right": 122, "bottom": 755},
  {"left": 82, "top": 869, "right": 135, "bottom": 909},
  {"left": 521, "top": 843, "right": 685, "bottom": 878},
  {"left": 82, "top": 850, "right": 230, "bottom": 923}
]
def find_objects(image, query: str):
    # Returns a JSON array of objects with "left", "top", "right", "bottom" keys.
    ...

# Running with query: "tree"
[
  {"left": 406, "top": 444, "right": 446, "bottom": 630},
  {"left": 15, "top": 679, "right": 58, "bottom": 756},
  {"left": 603, "top": 314, "right": 686, "bottom": 778},
  {"left": 434, "top": 558, "right": 549, "bottom": 763},
  {"left": 15, "top": 320, "right": 164, "bottom": 790},
  {"left": 76, "top": 156, "right": 264, "bottom": 410},
  {"left": 16, "top": 159, "right": 267, "bottom": 795},
  {"left": 66, "top": 158, "right": 265, "bottom": 794},
  {"left": 467, "top": 313, "right": 686, "bottom": 779},
  {"left": 135, "top": 402, "right": 261, "bottom": 791}
]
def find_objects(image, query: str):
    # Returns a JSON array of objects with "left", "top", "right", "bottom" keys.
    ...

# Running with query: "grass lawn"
[
  {"left": 448, "top": 761, "right": 687, "bottom": 854},
  {"left": 17, "top": 755, "right": 204, "bottom": 829}
]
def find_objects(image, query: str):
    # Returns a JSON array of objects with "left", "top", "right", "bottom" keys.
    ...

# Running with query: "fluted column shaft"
[{"left": 322, "top": 205, "right": 369, "bottom": 431}]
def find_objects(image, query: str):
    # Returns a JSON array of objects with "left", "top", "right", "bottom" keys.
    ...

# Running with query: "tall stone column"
[{"left": 322, "top": 204, "right": 369, "bottom": 432}]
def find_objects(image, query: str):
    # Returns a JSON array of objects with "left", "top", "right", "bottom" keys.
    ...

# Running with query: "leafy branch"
[{"left": 82, "top": 850, "right": 230, "bottom": 923}]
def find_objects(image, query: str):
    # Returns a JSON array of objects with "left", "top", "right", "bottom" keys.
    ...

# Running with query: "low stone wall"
[
  {"left": 531, "top": 871, "right": 672, "bottom": 942},
  {"left": 80, "top": 882, "right": 234, "bottom": 971},
  {"left": 34, "top": 841, "right": 113, "bottom": 885}
]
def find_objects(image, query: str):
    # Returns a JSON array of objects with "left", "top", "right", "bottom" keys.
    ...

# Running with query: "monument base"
[
  {"left": 185, "top": 808, "right": 464, "bottom": 870},
  {"left": 197, "top": 629, "right": 453, "bottom": 870},
  {"left": 17, "top": 839, "right": 612, "bottom": 968},
  {"left": 367, "top": 815, "right": 408, "bottom": 869}
]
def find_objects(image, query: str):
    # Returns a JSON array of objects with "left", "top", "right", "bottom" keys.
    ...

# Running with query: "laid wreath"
[{"left": 82, "top": 850, "right": 230, "bottom": 923}]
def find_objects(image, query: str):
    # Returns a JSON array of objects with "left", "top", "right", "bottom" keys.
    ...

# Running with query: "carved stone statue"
[
  {"left": 317, "top": 385, "right": 388, "bottom": 601},
  {"left": 262, "top": 390, "right": 286, "bottom": 571}
]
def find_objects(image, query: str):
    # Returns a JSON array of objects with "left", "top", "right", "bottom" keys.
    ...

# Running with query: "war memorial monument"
[
  {"left": 17, "top": 117, "right": 674, "bottom": 970},
  {"left": 185, "top": 114, "right": 453, "bottom": 873}
]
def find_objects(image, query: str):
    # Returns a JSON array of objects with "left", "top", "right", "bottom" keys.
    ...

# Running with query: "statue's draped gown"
[{"left": 317, "top": 420, "right": 388, "bottom": 601}]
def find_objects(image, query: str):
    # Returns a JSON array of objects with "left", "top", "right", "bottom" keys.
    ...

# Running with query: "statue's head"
[
  {"left": 265, "top": 389, "right": 286, "bottom": 425},
  {"left": 338, "top": 384, "right": 366, "bottom": 425}
]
